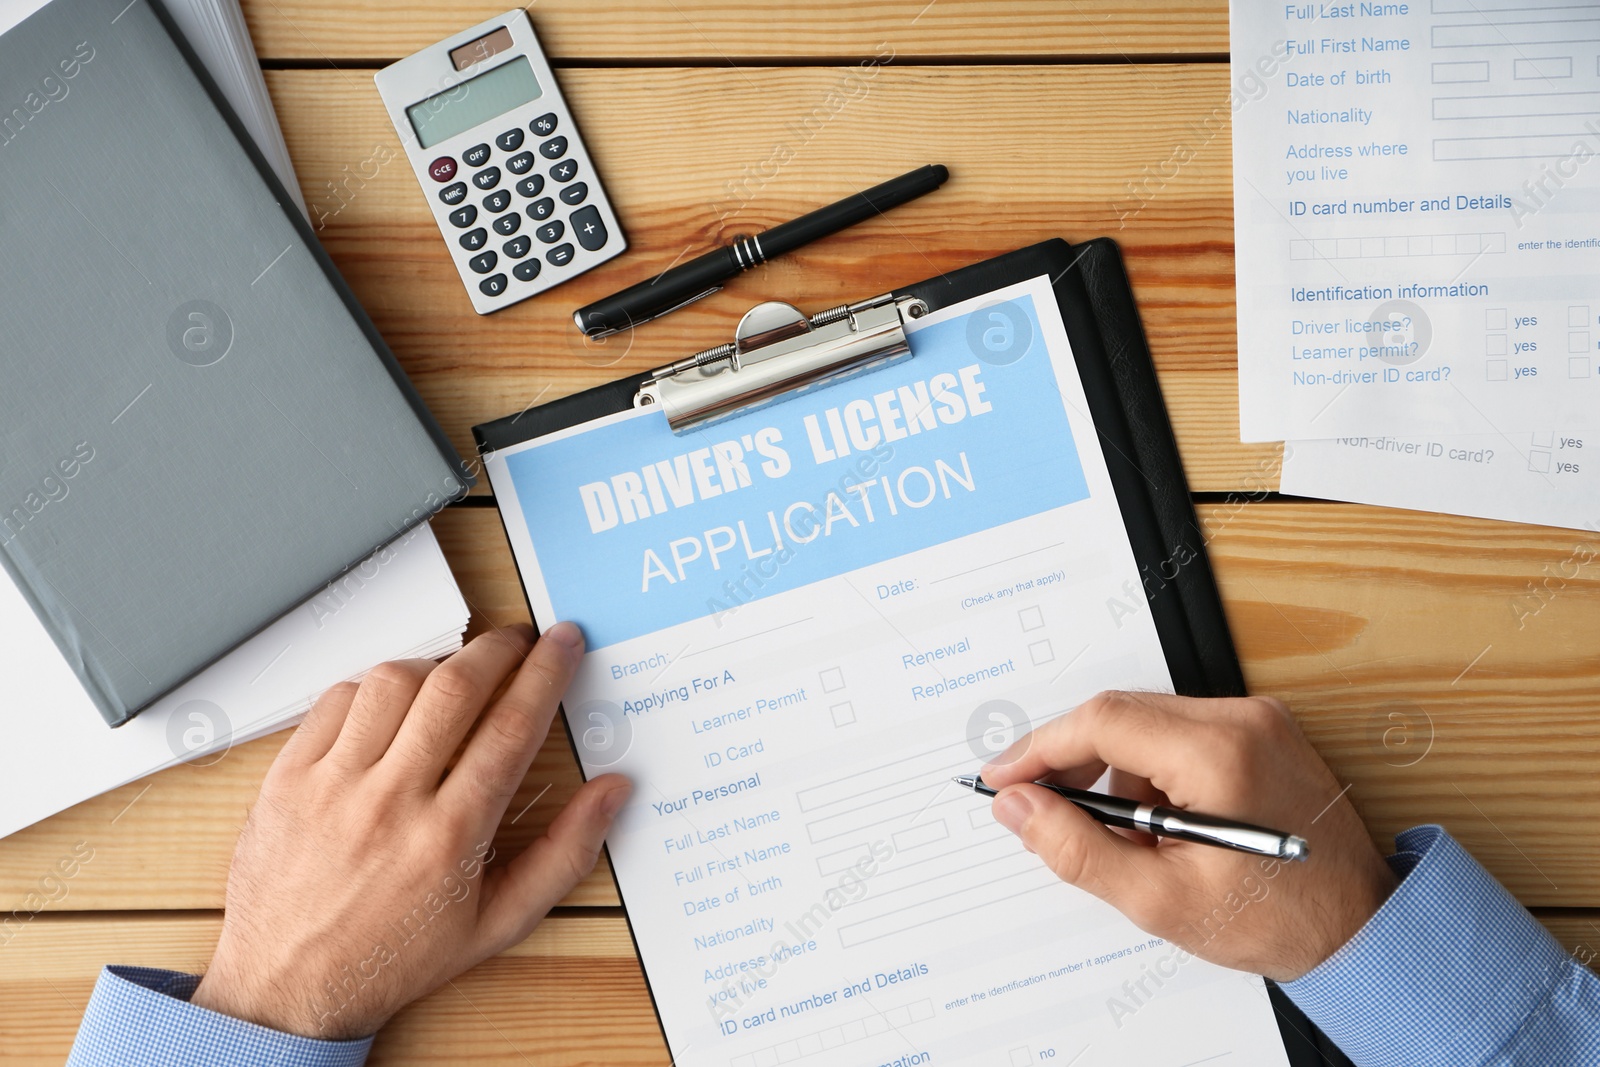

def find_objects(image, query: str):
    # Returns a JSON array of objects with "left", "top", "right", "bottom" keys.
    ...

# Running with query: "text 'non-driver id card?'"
[{"left": 487, "top": 276, "right": 1290, "bottom": 1067}]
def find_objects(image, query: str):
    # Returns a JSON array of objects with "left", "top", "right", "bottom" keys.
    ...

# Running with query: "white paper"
[
  {"left": 486, "top": 278, "right": 1289, "bottom": 1066},
  {"left": 1281, "top": 428, "right": 1600, "bottom": 531},
  {"left": 0, "top": 523, "right": 468, "bottom": 840},
  {"left": 1230, "top": 0, "right": 1600, "bottom": 441}
]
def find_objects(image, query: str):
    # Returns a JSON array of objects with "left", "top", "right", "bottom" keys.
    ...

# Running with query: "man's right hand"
[{"left": 981, "top": 691, "right": 1397, "bottom": 981}]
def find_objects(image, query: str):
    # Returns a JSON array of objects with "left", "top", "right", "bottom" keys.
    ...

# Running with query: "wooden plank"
[
  {"left": 0, "top": 913, "right": 668, "bottom": 1066},
  {"left": 3, "top": 910, "right": 1594, "bottom": 1065},
  {"left": 5, "top": 505, "right": 1596, "bottom": 911},
  {"left": 241, "top": 1, "right": 1230, "bottom": 63},
  {"left": 264, "top": 65, "right": 1274, "bottom": 495}
]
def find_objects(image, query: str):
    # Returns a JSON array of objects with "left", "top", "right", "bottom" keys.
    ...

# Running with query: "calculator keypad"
[{"left": 413, "top": 101, "right": 618, "bottom": 311}]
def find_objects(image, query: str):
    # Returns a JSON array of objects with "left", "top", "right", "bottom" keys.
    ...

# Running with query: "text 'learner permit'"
[{"left": 487, "top": 276, "right": 1291, "bottom": 1067}]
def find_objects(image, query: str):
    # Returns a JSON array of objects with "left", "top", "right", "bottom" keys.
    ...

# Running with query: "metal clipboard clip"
[{"left": 633, "top": 292, "right": 929, "bottom": 433}]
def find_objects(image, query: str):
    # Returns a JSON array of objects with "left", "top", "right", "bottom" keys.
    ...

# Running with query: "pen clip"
[{"left": 574, "top": 286, "right": 724, "bottom": 339}]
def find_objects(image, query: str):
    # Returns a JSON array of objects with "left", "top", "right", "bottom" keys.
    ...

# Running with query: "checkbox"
[
  {"left": 1010, "top": 1048, "right": 1034, "bottom": 1067},
  {"left": 1570, "top": 331, "right": 1591, "bottom": 354},
  {"left": 1529, "top": 450, "right": 1552, "bottom": 473},
  {"left": 819, "top": 667, "right": 845, "bottom": 693},
  {"left": 1018, "top": 605, "right": 1045, "bottom": 632},
  {"left": 1486, "top": 334, "right": 1507, "bottom": 356},
  {"left": 1028, "top": 639, "right": 1055, "bottom": 666},
  {"left": 1486, "top": 307, "right": 1507, "bottom": 330},
  {"left": 1487, "top": 359, "right": 1508, "bottom": 380},
  {"left": 1533, "top": 430, "right": 1555, "bottom": 448},
  {"left": 1571, "top": 305, "right": 1591, "bottom": 328},
  {"left": 1570, "top": 357, "right": 1592, "bottom": 378},
  {"left": 830, "top": 701, "right": 856, "bottom": 727}
]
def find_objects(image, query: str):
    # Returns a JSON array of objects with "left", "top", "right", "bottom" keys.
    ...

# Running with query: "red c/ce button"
[{"left": 428, "top": 156, "right": 457, "bottom": 182}]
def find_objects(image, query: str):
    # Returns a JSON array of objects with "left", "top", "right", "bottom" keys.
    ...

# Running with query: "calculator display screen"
[{"left": 407, "top": 56, "right": 542, "bottom": 150}]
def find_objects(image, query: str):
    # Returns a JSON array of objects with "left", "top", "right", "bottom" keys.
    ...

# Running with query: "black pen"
[
  {"left": 573, "top": 164, "right": 950, "bottom": 337},
  {"left": 953, "top": 774, "right": 1309, "bottom": 861}
]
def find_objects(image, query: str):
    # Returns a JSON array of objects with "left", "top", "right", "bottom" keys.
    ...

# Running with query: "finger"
[
  {"left": 321, "top": 660, "right": 437, "bottom": 772},
  {"left": 992, "top": 782, "right": 1169, "bottom": 914},
  {"left": 1107, "top": 767, "right": 1165, "bottom": 847},
  {"left": 475, "top": 775, "right": 631, "bottom": 954},
  {"left": 438, "top": 622, "right": 582, "bottom": 818},
  {"left": 279, "top": 681, "right": 359, "bottom": 765},
  {"left": 981, "top": 691, "right": 1215, "bottom": 794},
  {"left": 383, "top": 626, "right": 535, "bottom": 787}
]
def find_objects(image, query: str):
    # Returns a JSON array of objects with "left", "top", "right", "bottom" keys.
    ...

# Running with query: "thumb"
[
  {"left": 992, "top": 784, "right": 1164, "bottom": 910},
  {"left": 476, "top": 774, "right": 631, "bottom": 954}
]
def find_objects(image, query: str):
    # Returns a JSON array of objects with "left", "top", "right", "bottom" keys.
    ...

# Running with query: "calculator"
[{"left": 375, "top": 11, "right": 626, "bottom": 315}]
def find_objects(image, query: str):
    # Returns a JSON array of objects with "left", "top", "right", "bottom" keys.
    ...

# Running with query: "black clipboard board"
[{"left": 475, "top": 238, "right": 1353, "bottom": 1067}]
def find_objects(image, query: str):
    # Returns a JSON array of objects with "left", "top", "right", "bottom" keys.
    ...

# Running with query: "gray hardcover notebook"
[{"left": 0, "top": 0, "right": 472, "bottom": 725}]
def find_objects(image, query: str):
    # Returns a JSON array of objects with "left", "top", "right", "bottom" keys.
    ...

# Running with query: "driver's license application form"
[{"left": 486, "top": 276, "right": 1290, "bottom": 1067}]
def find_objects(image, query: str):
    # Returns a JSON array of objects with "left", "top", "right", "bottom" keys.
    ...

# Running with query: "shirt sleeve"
[
  {"left": 66, "top": 966, "right": 374, "bottom": 1067},
  {"left": 1280, "top": 824, "right": 1600, "bottom": 1067}
]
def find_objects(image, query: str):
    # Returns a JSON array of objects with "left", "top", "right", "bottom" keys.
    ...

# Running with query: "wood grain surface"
[
  {"left": 239, "top": 0, "right": 1231, "bottom": 63},
  {"left": 264, "top": 65, "right": 1267, "bottom": 494}
]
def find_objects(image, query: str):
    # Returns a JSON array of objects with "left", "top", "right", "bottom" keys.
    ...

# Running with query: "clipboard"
[{"left": 474, "top": 238, "right": 1352, "bottom": 1067}]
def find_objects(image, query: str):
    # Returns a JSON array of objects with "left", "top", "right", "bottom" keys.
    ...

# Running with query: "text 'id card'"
[{"left": 485, "top": 276, "right": 1289, "bottom": 1067}]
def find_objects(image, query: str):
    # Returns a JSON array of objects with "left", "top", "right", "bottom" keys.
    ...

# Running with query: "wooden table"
[{"left": 3, "top": 3, "right": 1598, "bottom": 1062}]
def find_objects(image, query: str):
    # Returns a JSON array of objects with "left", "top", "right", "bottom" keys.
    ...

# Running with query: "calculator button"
[
  {"left": 535, "top": 220, "right": 565, "bottom": 244},
  {"left": 549, "top": 160, "right": 578, "bottom": 183},
  {"left": 480, "top": 273, "right": 508, "bottom": 297},
  {"left": 558, "top": 181, "right": 588, "bottom": 206},
  {"left": 515, "top": 174, "right": 545, "bottom": 198},
  {"left": 493, "top": 212, "right": 521, "bottom": 236},
  {"left": 512, "top": 258, "right": 541, "bottom": 282},
  {"left": 539, "top": 135, "right": 568, "bottom": 160},
  {"left": 482, "top": 190, "right": 512, "bottom": 213},
  {"left": 459, "top": 227, "right": 488, "bottom": 251},
  {"left": 439, "top": 182, "right": 468, "bottom": 206},
  {"left": 463, "top": 143, "right": 492, "bottom": 167},
  {"left": 546, "top": 243, "right": 575, "bottom": 267},
  {"left": 506, "top": 151, "right": 536, "bottom": 176},
  {"left": 472, "top": 166, "right": 501, "bottom": 190},
  {"left": 530, "top": 112, "right": 558, "bottom": 137},
  {"left": 570, "top": 206, "right": 608, "bottom": 251},
  {"left": 503, "top": 235, "right": 532, "bottom": 259},
  {"left": 495, "top": 128, "right": 524, "bottom": 152},
  {"left": 526, "top": 197, "right": 555, "bottom": 221},
  {"left": 468, "top": 250, "right": 498, "bottom": 274},
  {"left": 428, "top": 156, "right": 456, "bottom": 182},
  {"left": 447, "top": 205, "right": 478, "bottom": 228}
]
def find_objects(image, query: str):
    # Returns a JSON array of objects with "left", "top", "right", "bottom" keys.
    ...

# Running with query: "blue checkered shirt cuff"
[
  {"left": 1281, "top": 824, "right": 1600, "bottom": 1067},
  {"left": 67, "top": 966, "right": 374, "bottom": 1067}
]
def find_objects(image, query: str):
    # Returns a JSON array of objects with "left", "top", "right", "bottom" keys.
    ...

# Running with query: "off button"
[{"left": 428, "top": 156, "right": 457, "bottom": 182}]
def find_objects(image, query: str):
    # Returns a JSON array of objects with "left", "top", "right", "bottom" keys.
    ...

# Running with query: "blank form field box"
[
  {"left": 1571, "top": 332, "right": 1592, "bottom": 353},
  {"left": 1570, "top": 357, "right": 1591, "bottom": 378},
  {"left": 1487, "top": 308, "right": 1508, "bottom": 330},
  {"left": 892, "top": 820, "right": 949, "bottom": 853},
  {"left": 1010, "top": 1047, "right": 1034, "bottom": 1066},
  {"left": 1530, "top": 450, "right": 1552, "bottom": 473},
  {"left": 1572, "top": 305, "right": 1591, "bottom": 328},
  {"left": 1018, "top": 605, "right": 1045, "bottom": 632},
  {"left": 1434, "top": 60, "right": 1490, "bottom": 83},
  {"left": 830, "top": 701, "right": 856, "bottom": 727},
  {"left": 1487, "top": 360, "right": 1509, "bottom": 381},
  {"left": 819, "top": 666, "right": 846, "bottom": 693},
  {"left": 1028, "top": 639, "right": 1055, "bottom": 666},
  {"left": 1487, "top": 334, "right": 1508, "bottom": 355},
  {"left": 1515, "top": 57, "right": 1573, "bottom": 80},
  {"left": 1533, "top": 430, "right": 1556, "bottom": 448}
]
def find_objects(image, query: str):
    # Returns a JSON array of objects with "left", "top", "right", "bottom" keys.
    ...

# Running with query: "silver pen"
[{"left": 953, "top": 773, "right": 1309, "bottom": 862}]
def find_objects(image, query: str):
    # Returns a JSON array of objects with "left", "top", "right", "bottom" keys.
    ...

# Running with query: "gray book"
[{"left": 0, "top": 0, "right": 472, "bottom": 725}]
